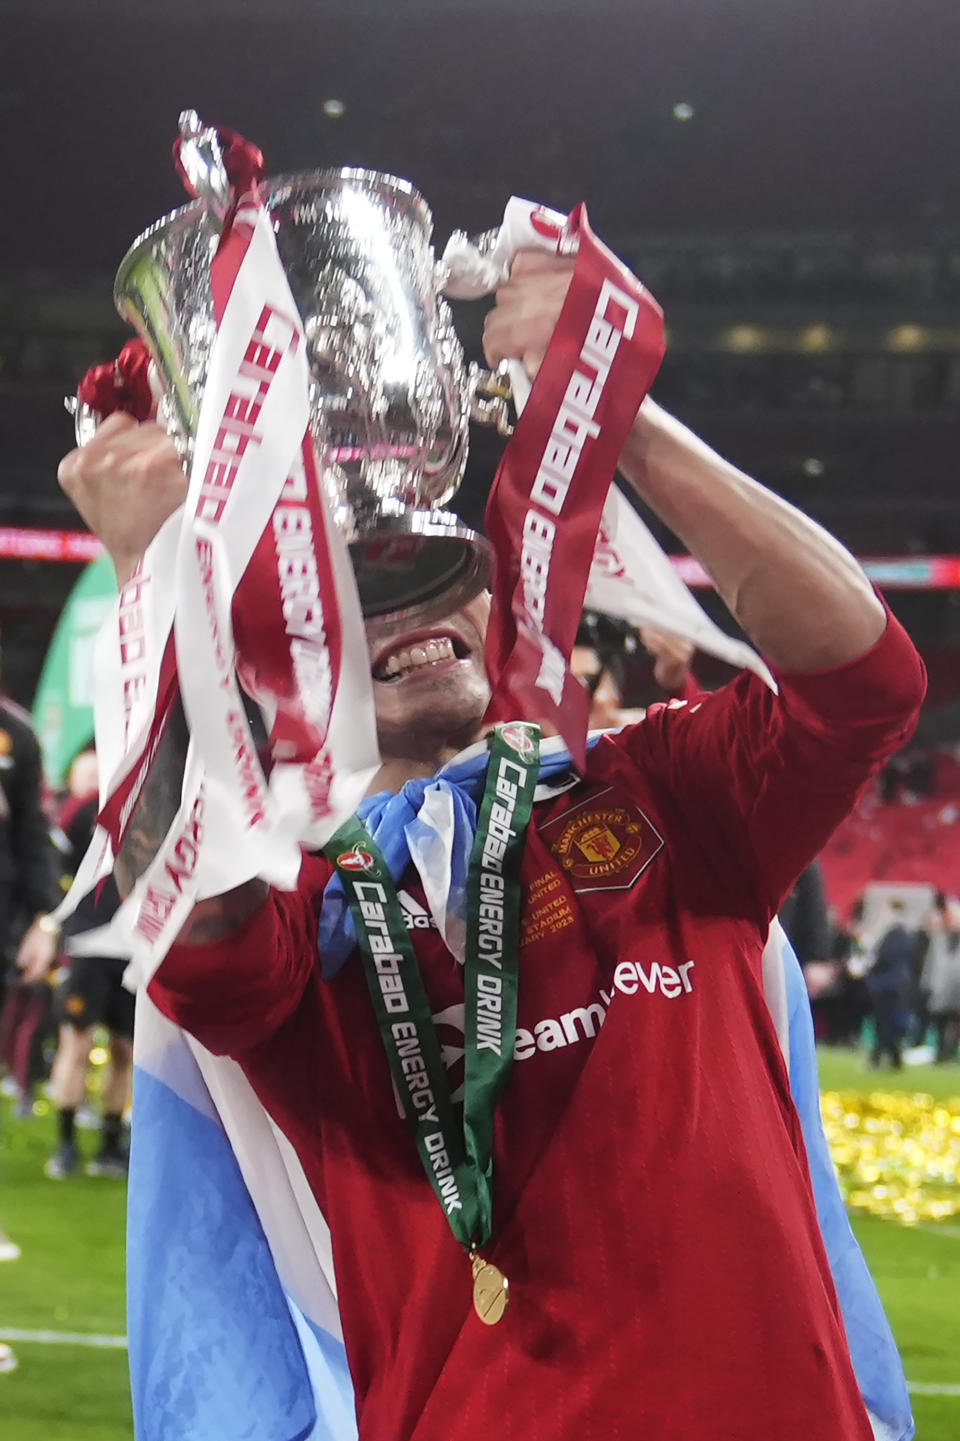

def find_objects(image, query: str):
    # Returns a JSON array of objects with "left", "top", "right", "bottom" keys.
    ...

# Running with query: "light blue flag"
[
  {"left": 778, "top": 927, "right": 914, "bottom": 1441},
  {"left": 128, "top": 1003, "right": 357, "bottom": 1441}
]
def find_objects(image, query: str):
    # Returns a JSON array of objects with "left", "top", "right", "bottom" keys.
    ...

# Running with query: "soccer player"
[{"left": 57, "top": 251, "right": 924, "bottom": 1439}]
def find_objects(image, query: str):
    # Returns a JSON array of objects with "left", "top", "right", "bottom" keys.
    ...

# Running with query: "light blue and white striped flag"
[{"left": 129, "top": 997, "right": 357, "bottom": 1441}]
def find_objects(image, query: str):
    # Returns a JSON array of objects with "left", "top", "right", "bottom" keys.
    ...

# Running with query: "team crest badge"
[
  {"left": 543, "top": 786, "right": 663, "bottom": 893},
  {"left": 337, "top": 846, "right": 377, "bottom": 875}
]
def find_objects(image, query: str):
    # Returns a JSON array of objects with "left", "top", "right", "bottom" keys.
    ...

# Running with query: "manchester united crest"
[{"left": 543, "top": 787, "right": 663, "bottom": 892}]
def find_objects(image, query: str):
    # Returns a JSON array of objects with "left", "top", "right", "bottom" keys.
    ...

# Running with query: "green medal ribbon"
[{"left": 325, "top": 723, "right": 540, "bottom": 1253}]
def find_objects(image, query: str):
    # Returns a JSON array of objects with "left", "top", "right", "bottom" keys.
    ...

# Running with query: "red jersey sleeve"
[
  {"left": 618, "top": 607, "right": 925, "bottom": 927},
  {"left": 147, "top": 851, "right": 331, "bottom": 1056}
]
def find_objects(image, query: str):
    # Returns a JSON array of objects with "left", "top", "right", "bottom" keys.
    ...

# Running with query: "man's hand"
[
  {"left": 16, "top": 916, "right": 59, "bottom": 985},
  {"left": 57, "top": 414, "right": 188, "bottom": 587},
  {"left": 482, "top": 250, "right": 576, "bottom": 382},
  {"left": 640, "top": 627, "right": 696, "bottom": 692}
]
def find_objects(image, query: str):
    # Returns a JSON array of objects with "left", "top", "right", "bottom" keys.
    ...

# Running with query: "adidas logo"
[{"left": 398, "top": 889, "right": 437, "bottom": 930}]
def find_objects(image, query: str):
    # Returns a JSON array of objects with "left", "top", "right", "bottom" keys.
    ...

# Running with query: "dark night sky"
[{"left": 2, "top": 0, "right": 958, "bottom": 278}]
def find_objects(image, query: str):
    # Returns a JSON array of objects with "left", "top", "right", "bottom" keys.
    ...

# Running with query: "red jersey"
[{"left": 152, "top": 614, "right": 924, "bottom": 1441}]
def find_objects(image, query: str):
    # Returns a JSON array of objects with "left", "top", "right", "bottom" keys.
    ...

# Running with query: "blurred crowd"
[{"left": 805, "top": 891, "right": 960, "bottom": 1070}]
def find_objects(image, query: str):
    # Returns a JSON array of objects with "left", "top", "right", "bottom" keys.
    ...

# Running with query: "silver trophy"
[{"left": 75, "top": 111, "right": 509, "bottom": 625}]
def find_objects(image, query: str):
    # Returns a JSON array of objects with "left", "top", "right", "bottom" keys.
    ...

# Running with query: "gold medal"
[{"left": 471, "top": 1251, "right": 509, "bottom": 1325}]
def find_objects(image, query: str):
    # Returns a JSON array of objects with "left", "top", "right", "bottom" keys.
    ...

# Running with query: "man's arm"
[
  {"left": 617, "top": 400, "right": 883, "bottom": 672},
  {"left": 56, "top": 406, "right": 322, "bottom": 1057}
]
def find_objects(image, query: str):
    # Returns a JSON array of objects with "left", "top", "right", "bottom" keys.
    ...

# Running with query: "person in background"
[
  {"left": 780, "top": 862, "right": 832, "bottom": 970},
  {"left": 37, "top": 748, "right": 132, "bottom": 1179},
  {"left": 0, "top": 656, "right": 61, "bottom": 1380},
  {"left": 920, "top": 891, "right": 960, "bottom": 1063},
  {"left": 637, "top": 625, "right": 700, "bottom": 703},
  {"left": 865, "top": 900, "right": 917, "bottom": 1068},
  {"left": 814, "top": 899, "right": 871, "bottom": 1046},
  {"left": 570, "top": 613, "right": 631, "bottom": 728},
  {"left": 571, "top": 613, "right": 699, "bottom": 729},
  {"left": 0, "top": 681, "right": 62, "bottom": 1111}
]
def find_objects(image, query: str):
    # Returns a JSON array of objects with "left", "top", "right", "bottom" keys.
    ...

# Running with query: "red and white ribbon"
[
  {"left": 448, "top": 200, "right": 665, "bottom": 768},
  {"left": 442, "top": 198, "right": 773, "bottom": 748},
  {"left": 587, "top": 485, "right": 774, "bottom": 687},
  {"left": 60, "top": 145, "right": 380, "bottom": 983}
]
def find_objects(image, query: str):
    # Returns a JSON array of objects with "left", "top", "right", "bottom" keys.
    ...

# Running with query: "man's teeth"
[{"left": 378, "top": 636, "right": 456, "bottom": 679}]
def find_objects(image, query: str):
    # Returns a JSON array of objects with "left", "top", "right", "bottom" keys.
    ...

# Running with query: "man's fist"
[
  {"left": 482, "top": 250, "right": 577, "bottom": 382},
  {"left": 58, "top": 413, "right": 188, "bottom": 587},
  {"left": 639, "top": 626, "right": 696, "bottom": 692}
]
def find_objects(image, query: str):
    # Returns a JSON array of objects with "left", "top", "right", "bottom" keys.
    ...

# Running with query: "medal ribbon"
[{"left": 326, "top": 723, "right": 540, "bottom": 1251}]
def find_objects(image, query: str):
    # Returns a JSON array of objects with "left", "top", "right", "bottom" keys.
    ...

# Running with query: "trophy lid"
[
  {"left": 113, "top": 166, "right": 433, "bottom": 312},
  {"left": 350, "top": 512, "right": 492, "bottom": 626}
]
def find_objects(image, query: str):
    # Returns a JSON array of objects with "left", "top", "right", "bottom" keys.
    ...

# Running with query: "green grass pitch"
[{"left": 1, "top": 1052, "right": 958, "bottom": 1439}]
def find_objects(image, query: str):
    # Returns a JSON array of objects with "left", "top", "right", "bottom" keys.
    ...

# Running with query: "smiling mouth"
[{"left": 373, "top": 635, "right": 469, "bottom": 682}]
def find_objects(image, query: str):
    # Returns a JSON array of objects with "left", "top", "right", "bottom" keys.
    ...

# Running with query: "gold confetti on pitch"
[{"left": 821, "top": 1090, "right": 960, "bottom": 1225}]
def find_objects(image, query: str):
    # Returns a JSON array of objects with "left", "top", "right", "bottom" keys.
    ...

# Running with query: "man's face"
[{"left": 364, "top": 593, "right": 492, "bottom": 761}]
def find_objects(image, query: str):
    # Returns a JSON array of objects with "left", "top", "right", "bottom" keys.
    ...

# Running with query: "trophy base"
[{"left": 349, "top": 512, "right": 493, "bottom": 626}]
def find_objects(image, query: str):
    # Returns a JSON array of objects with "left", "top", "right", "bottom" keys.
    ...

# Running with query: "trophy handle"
[
  {"left": 467, "top": 357, "right": 536, "bottom": 438},
  {"left": 175, "top": 109, "right": 233, "bottom": 224},
  {"left": 439, "top": 230, "right": 535, "bottom": 440},
  {"left": 468, "top": 362, "right": 516, "bottom": 438}
]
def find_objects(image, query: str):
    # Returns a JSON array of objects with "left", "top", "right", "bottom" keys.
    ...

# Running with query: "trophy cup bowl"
[{"left": 110, "top": 166, "right": 493, "bottom": 624}]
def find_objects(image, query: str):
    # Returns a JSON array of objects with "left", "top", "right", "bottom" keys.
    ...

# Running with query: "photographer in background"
[{"left": 571, "top": 613, "right": 699, "bottom": 729}]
